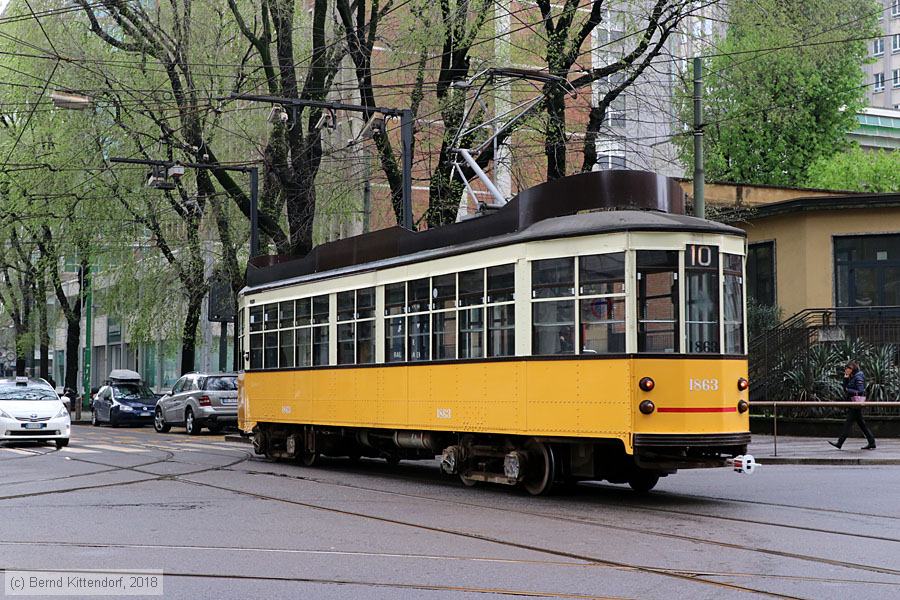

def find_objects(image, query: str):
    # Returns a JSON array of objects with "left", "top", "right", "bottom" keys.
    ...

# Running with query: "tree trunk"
[
  {"left": 544, "top": 84, "right": 567, "bottom": 181},
  {"left": 180, "top": 288, "right": 204, "bottom": 375},
  {"left": 38, "top": 278, "right": 50, "bottom": 381},
  {"left": 64, "top": 312, "right": 81, "bottom": 392}
]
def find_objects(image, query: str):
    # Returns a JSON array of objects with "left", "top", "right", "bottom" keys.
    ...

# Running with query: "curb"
[
  {"left": 754, "top": 456, "right": 900, "bottom": 466},
  {"left": 224, "top": 434, "right": 250, "bottom": 444}
]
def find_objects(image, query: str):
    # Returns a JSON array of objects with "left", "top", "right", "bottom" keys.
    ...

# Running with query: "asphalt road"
[{"left": 1, "top": 425, "right": 898, "bottom": 600}]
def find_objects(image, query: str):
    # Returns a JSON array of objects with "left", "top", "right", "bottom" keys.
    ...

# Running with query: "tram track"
[
  {"left": 217, "top": 461, "right": 900, "bottom": 581},
  {"left": 172, "top": 475, "right": 808, "bottom": 599}
]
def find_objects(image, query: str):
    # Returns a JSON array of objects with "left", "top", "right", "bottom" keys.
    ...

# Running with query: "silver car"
[{"left": 153, "top": 372, "right": 238, "bottom": 435}]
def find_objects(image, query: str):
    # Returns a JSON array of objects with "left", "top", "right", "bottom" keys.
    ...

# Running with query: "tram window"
[
  {"left": 433, "top": 311, "right": 457, "bottom": 359},
  {"left": 295, "top": 328, "right": 312, "bottom": 367},
  {"left": 337, "top": 323, "right": 355, "bottom": 365},
  {"left": 488, "top": 304, "right": 515, "bottom": 357},
  {"left": 249, "top": 333, "right": 263, "bottom": 369},
  {"left": 356, "top": 287, "right": 375, "bottom": 319},
  {"left": 295, "top": 298, "right": 311, "bottom": 327},
  {"left": 458, "top": 269, "right": 484, "bottom": 307},
  {"left": 279, "top": 330, "right": 295, "bottom": 368},
  {"left": 249, "top": 306, "right": 263, "bottom": 333},
  {"left": 532, "top": 258, "right": 574, "bottom": 298},
  {"left": 408, "top": 313, "right": 430, "bottom": 361},
  {"left": 532, "top": 300, "right": 575, "bottom": 355},
  {"left": 312, "top": 325, "right": 329, "bottom": 366},
  {"left": 385, "top": 283, "right": 405, "bottom": 317},
  {"left": 459, "top": 308, "right": 484, "bottom": 359},
  {"left": 487, "top": 264, "right": 515, "bottom": 303},
  {"left": 685, "top": 245, "right": 720, "bottom": 354},
  {"left": 337, "top": 291, "right": 355, "bottom": 322},
  {"left": 723, "top": 254, "right": 745, "bottom": 354},
  {"left": 580, "top": 253, "right": 625, "bottom": 295},
  {"left": 264, "top": 332, "right": 278, "bottom": 368},
  {"left": 264, "top": 304, "right": 278, "bottom": 331},
  {"left": 432, "top": 274, "right": 456, "bottom": 310},
  {"left": 357, "top": 320, "right": 375, "bottom": 364},
  {"left": 279, "top": 301, "right": 295, "bottom": 328},
  {"left": 580, "top": 298, "right": 625, "bottom": 353},
  {"left": 312, "top": 295, "right": 329, "bottom": 325},
  {"left": 637, "top": 250, "right": 679, "bottom": 353},
  {"left": 385, "top": 316, "right": 405, "bottom": 362},
  {"left": 408, "top": 278, "right": 430, "bottom": 313}
]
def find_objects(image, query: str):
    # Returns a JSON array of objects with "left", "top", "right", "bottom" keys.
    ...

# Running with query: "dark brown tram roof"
[{"left": 245, "top": 170, "right": 745, "bottom": 292}]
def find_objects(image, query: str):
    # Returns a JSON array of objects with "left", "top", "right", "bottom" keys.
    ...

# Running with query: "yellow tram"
[{"left": 237, "top": 171, "right": 750, "bottom": 494}]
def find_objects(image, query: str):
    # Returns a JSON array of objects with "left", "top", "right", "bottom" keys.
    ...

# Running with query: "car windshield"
[
  {"left": 113, "top": 383, "right": 155, "bottom": 400},
  {"left": 204, "top": 376, "right": 237, "bottom": 391},
  {"left": 0, "top": 387, "right": 58, "bottom": 401}
]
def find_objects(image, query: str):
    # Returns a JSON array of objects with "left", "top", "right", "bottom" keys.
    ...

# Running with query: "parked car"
[
  {"left": 154, "top": 372, "right": 238, "bottom": 435},
  {"left": 91, "top": 369, "right": 157, "bottom": 427},
  {"left": 0, "top": 377, "right": 70, "bottom": 448}
]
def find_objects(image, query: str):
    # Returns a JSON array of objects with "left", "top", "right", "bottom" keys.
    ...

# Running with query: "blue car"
[{"left": 91, "top": 370, "right": 157, "bottom": 427}]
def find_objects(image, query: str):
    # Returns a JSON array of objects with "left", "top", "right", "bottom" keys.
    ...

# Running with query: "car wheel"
[
  {"left": 55, "top": 439, "right": 69, "bottom": 449},
  {"left": 91, "top": 410, "right": 99, "bottom": 427},
  {"left": 185, "top": 408, "right": 202, "bottom": 435},
  {"left": 154, "top": 408, "right": 171, "bottom": 433}
]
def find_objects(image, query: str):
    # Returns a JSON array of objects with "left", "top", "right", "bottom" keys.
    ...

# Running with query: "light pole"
[
  {"left": 109, "top": 157, "right": 258, "bottom": 371},
  {"left": 226, "top": 94, "right": 415, "bottom": 230}
]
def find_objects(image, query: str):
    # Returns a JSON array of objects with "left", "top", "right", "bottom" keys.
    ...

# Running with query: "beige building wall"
[
  {"left": 737, "top": 208, "right": 900, "bottom": 318},
  {"left": 678, "top": 180, "right": 854, "bottom": 207}
]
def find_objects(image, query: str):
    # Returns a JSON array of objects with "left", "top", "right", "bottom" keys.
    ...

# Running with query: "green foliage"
[
  {"left": 677, "top": 0, "right": 878, "bottom": 187},
  {"left": 747, "top": 299, "right": 782, "bottom": 342},
  {"left": 805, "top": 146, "right": 900, "bottom": 192}
]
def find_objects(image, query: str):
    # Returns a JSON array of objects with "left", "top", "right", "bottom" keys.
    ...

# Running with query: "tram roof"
[{"left": 245, "top": 170, "right": 744, "bottom": 293}]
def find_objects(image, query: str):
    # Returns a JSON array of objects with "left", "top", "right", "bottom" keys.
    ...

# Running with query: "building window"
[
  {"left": 723, "top": 254, "right": 745, "bottom": 354},
  {"left": 602, "top": 95, "right": 626, "bottom": 128},
  {"left": 874, "top": 37, "right": 885, "bottom": 56},
  {"left": 636, "top": 250, "right": 679, "bottom": 353},
  {"left": 875, "top": 72, "right": 885, "bottom": 92},
  {"left": 893, "top": 0, "right": 900, "bottom": 18},
  {"left": 747, "top": 242, "right": 776, "bottom": 307},
  {"left": 834, "top": 234, "right": 900, "bottom": 307},
  {"left": 596, "top": 137, "right": 626, "bottom": 170},
  {"left": 893, "top": 69, "right": 900, "bottom": 88},
  {"left": 892, "top": 33, "right": 900, "bottom": 53}
]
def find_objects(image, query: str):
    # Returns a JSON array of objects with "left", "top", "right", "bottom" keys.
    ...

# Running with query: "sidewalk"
[{"left": 749, "top": 434, "right": 900, "bottom": 465}]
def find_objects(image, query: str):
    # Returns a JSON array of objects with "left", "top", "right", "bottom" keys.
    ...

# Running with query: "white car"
[{"left": 0, "top": 377, "right": 70, "bottom": 448}]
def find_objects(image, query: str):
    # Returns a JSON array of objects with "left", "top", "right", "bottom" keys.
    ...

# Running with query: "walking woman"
[{"left": 829, "top": 361, "right": 876, "bottom": 450}]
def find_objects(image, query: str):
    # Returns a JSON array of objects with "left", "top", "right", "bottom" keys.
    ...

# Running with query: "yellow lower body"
[{"left": 239, "top": 357, "right": 749, "bottom": 454}]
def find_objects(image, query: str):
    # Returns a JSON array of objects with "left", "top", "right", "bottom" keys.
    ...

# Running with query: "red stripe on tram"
[{"left": 656, "top": 407, "right": 738, "bottom": 413}]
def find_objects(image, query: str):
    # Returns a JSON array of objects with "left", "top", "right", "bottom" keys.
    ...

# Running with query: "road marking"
[
  {"left": 60, "top": 447, "right": 100, "bottom": 454},
  {"left": 82, "top": 444, "right": 143, "bottom": 454},
  {"left": 2, "top": 448, "right": 37, "bottom": 455}
]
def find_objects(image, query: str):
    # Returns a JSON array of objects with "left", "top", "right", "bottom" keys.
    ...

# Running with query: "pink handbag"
[{"left": 851, "top": 395, "right": 867, "bottom": 403}]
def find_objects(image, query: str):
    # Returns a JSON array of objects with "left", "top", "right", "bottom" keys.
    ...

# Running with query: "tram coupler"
[{"left": 728, "top": 454, "right": 758, "bottom": 475}]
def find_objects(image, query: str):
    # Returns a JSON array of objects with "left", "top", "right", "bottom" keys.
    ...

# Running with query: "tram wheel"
[
  {"left": 459, "top": 472, "right": 479, "bottom": 487},
  {"left": 522, "top": 440, "right": 557, "bottom": 496},
  {"left": 628, "top": 470, "right": 660, "bottom": 493},
  {"left": 300, "top": 451, "right": 320, "bottom": 467}
]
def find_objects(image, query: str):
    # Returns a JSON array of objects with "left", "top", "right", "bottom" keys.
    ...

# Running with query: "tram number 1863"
[{"left": 689, "top": 378, "right": 719, "bottom": 391}]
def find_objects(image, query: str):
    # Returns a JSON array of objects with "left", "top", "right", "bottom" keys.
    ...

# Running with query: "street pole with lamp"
[
  {"left": 225, "top": 94, "right": 415, "bottom": 230},
  {"left": 109, "top": 157, "right": 258, "bottom": 371}
]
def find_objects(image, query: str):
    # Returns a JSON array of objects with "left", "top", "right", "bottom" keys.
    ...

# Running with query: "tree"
[
  {"left": 805, "top": 146, "right": 900, "bottom": 193},
  {"left": 676, "top": 0, "right": 878, "bottom": 187}
]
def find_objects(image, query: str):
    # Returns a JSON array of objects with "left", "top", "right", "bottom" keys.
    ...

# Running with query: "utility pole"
[
  {"left": 109, "top": 157, "right": 257, "bottom": 372},
  {"left": 693, "top": 57, "right": 705, "bottom": 219},
  {"left": 226, "top": 94, "right": 415, "bottom": 230},
  {"left": 80, "top": 264, "right": 92, "bottom": 413}
]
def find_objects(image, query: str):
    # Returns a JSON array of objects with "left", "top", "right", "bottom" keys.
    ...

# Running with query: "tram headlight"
[
  {"left": 737, "top": 378, "right": 749, "bottom": 392},
  {"left": 737, "top": 400, "right": 749, "bottom": 414},
  {"left": 639, "top": 400, "right": 655, "bottom": 415},
  {"left": 638, "top": 377, "right": 655, "bottom": 392}
]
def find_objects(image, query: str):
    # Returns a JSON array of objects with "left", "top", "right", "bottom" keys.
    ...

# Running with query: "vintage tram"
[{"left": 237, "top": 170, "right": 750, "bottom": 494}]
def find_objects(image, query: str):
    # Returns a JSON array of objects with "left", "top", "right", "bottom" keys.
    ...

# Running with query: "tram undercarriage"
[{"left": 251, "top": 423, "right": 747, "bottom": 494}]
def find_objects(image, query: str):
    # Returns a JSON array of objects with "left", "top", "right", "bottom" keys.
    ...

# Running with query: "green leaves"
[{"left": 805, "top": 146, "right": 900, "bottom": 192}]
